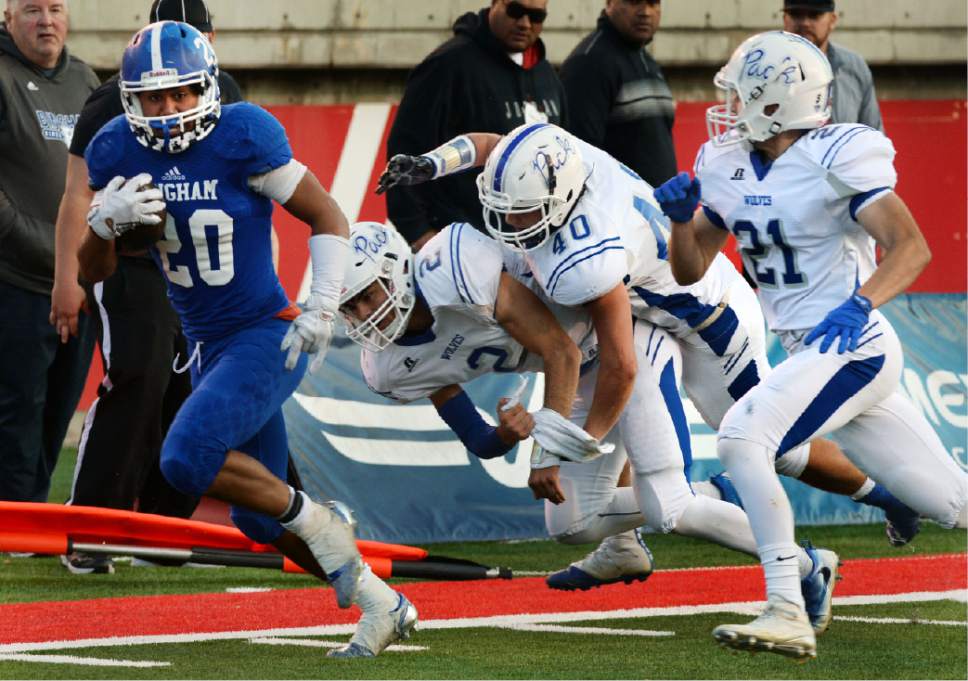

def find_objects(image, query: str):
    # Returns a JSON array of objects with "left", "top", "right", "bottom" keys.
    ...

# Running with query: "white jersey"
[
  {"left": 524, "top": 139, "right": 741, "bottom": 341},
  {"left": 361, "top": 223, "right": 597, "bottom": 403},
  {"left": 695, "top": 124, "right": 897, "bottom": 331}
]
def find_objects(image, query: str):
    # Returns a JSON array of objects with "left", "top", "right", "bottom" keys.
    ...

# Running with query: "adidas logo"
[{"left": 160, "top": 166, "right": 186, "bottom": 182}]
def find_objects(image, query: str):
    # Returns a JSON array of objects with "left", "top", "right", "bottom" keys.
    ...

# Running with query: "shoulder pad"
[
  {"left": 801, "top": 124, "right": 896, "bottom": 193},
  {"left": 213, "top": 103, "right": 292, "bottom": 173},
  {"left": 84, "top": 117, "right": 130, "bottom": 189},
  {"left": 417, "top": 223, "right": 504, "bottom": 313},
  {"left": 693, "top": 139, "right": 738, "bottom": 178}
]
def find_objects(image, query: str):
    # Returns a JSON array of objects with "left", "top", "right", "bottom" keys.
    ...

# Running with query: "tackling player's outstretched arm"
[
  {"left": 429, "top": 383, "right": 533, "bottom": 460},
  {"left": 854, "top": 192, "right": 930, "bottom": 308},
  {"left": 582, "top": 283, "right": 637, "bottom": 441},
  {"left": 655, "top": 172, "right": 729, "bottom": 285},
  {"left": 376, "top": 133, "right": 502, "bottom": 194}
]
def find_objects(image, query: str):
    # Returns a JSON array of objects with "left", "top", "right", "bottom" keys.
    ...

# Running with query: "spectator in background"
[
  {"left": 0, "top": 0, "right": 99, "bottom": 503},
  {"left": 782, "top": 0, "right": 883, "bottom": 129},
  {"left": 385, "top": 0, "right": 565, "bottom": 250},
  {"left": 49, "top": 0, "right": 243, "bottom": 575},
  {"left": 561, "top": 0, "right": 676, "bottom": 188}
]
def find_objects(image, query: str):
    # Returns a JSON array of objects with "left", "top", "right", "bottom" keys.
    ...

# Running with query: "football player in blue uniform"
[{"left": 77, "top": 21, "right": 416, "bottom": 658}]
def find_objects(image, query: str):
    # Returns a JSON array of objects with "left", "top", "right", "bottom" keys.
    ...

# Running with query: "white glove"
[
  {"left": 87, "top": 173, "right": 165, "bottom": 240},
  {"left": 530, "top": 408, "right": 615, "bottom": 463},
  {"left": 280, "top": 308, "right": 335, "bottom": 374}
]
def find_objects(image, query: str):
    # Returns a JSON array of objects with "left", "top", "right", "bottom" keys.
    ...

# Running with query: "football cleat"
[
  {"left": 546, "top": 529, "right": 653, "bottom": 591},
  {"left": 327, "top": 593, "right": 418, "bottom": 658},
  {"left": 712, "top": 595, "right": 816, "bottom": 660},
  {"left": 800, "top": 540, "right": 840, "bottom": 635},
  {"left": 885, "top": 509, "right": 921, "bottom": 547},
  {"left": 709, "top": 471, "right": 744, "bottom": 509},
  {"left": 61, "top": 552, "right": 115, "bottom": 575}
]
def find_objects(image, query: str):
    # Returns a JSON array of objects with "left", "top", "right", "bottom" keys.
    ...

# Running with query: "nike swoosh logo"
[{"left": 776, "top": 554, "right": 798, "bottom": 561}]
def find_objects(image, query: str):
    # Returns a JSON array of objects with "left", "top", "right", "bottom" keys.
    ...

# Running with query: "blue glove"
[
  {"left": 654, "top": 172, "right": 702, "bottom": 223},
  {"left": 804, "top": 294, "right": 873, "bottom": 354}
]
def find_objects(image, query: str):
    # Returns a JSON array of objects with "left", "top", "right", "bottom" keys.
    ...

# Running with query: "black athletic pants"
[{"left": 69, "top": 256, "right": 198, "bottom": 517}]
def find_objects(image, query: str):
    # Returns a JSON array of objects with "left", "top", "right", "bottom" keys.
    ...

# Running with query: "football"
[{"left": 114, "top": 181, "right": 167, "bottom": 255}]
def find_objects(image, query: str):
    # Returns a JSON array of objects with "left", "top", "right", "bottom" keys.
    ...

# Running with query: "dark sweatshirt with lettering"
[
  {"left": 0, "top": 26, "right": 99, "bottom": 294},
  {"left": 386, "top": 8, "right": 568, "bottom": 243}
]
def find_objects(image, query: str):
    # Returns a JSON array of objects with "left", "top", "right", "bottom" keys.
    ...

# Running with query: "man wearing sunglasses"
[
  {"left": 560, "top": 0, "right": 676, "bottom": 189},
  {"left": 385, "top": 0, "right": 565, "bottom": 251}
]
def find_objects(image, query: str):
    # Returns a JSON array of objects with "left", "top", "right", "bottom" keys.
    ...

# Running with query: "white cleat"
[
  {"left": 800, "top": 542, "right": 840, "bottom": 635},
  {"left": 546, "top": 529, "right": 654, "bottom": 591},
  {"left": 327, "top": 593, "right": 418, "bottom": 658},
  {"left": 712, "top": 595, "right": 817, "bottom": 661}
]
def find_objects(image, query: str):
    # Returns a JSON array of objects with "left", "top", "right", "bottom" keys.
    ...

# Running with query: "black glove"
[{"left": 376, "top": 154, "right": 436, "bottom": 195}]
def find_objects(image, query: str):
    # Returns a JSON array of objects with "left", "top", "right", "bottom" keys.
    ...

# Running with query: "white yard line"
[
  {"left": 0, "top": 653, "right": 169, "bottom": 667},
  {"left": 0, "top": 589, "right": 963, "bottom": 656},
  {"left": 250, "top": 637, "right": 427, "bottom": 651},
  {"left": 833, "top": 615, "right": 967, "bottom": 627},
  {"left": 502, "top": 623, "right": 674, "bottom": 637}
]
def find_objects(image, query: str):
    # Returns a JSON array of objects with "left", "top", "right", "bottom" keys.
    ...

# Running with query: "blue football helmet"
[{"left": 120, "top": 21, "right": 221, "bottom": 153}]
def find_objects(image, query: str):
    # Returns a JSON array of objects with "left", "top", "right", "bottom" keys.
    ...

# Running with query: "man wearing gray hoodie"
[{"left": 0, "top": 0, "right": 99, "bottom": 502}]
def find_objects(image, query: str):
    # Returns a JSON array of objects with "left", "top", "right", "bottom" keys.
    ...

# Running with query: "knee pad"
[
  {"left": 774, "top": 442, "right": 809, "bottom": 478},
  {"left": 160, "top": 427, "right": 226, "bottom": 497},
  {"left": 231, "top": 506, "right": 285, "bottom": 544},
  {"left": 633, "top": 468, "right": 694, "bottom": 534}
]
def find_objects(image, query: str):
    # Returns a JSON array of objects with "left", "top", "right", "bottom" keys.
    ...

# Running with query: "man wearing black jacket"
[
  {"left": 560, "top": 0, "right": 677, "bottom": 188},
  {"left": 50, "top": 0, "right": 242, "bottom": 574},
  {"left": 385, "top": 0, "right": 565, "bottom": 249}
]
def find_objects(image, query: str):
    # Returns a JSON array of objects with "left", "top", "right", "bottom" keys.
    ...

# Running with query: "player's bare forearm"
[
  {"left": 494, "top": 273, "right": 580, "bottom": 416},
  {"left": 78, "top": 227, "right": 118, "bottom": 284},
  {"left": 856, "top": 192, "right": 931, "bottom": 308},
  {"left": 53, "top": 155, "right": 93, "bottom": 289},
  {"left": 283, "top": 170, "right": 349, "bottom": 238},
  {"left": 466, "top": 133, "right": 501, "bottom": 165},
  {"left": 582, "top": 284, "right": 636, "bottom": 440},
  {"left": 668, "top": 210, "right": 727, "bottom": 285}
]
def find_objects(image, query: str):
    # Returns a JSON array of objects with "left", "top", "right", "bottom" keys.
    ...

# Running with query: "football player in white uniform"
[
  {"left": 655, "top": 30, "right": 968, "bottom": 660},
  {"left": 340, "top": 221, "right": 661, "bottom": 585},
  {"left": 373, "top": 125, "right": 880, "bottom": 628}
]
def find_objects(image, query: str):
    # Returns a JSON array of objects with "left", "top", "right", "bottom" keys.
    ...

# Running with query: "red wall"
[{"left": 77, "top": 99, "right": 967, "bottom": 408}]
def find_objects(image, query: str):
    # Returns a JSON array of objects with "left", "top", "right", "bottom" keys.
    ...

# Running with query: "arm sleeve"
[
  {"left": 436, "top": 389, "right": 515, "bottom": 459},
  {"left": 385, "top": 55, "right": 463, "bottom": 243},
  {"left": 560, "top": 52, "right": 614, "bottom": 146}
]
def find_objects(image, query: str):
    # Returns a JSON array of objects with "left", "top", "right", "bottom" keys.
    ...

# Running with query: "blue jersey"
[{"left": 86, "top": 103, "right": 294, "bottom": 341}]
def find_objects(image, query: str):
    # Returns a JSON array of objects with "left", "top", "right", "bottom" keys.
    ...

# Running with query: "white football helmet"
[
  {"left": 477, "top": 123, "right": 587, "bottom": 251},
  {"left": 338, "top": 222, "right": 416, "bottom": 352},
  {"left": 707, "top": 31, "right": 833, "bottom": 146}
]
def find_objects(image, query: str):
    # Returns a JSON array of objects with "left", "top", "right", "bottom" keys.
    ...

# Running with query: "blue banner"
[{"left": 286, "top": 293, "right": 966, "bottom": 542}]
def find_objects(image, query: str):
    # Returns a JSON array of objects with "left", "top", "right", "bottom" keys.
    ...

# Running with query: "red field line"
[{"left": 4, "top": 553, "right": 964, "bottom": 645}]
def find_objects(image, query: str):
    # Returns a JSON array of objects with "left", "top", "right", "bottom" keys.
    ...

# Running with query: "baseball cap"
[
  {"left": 783, "top": 0, "right": 835, "bottom": 11},
  {"left": 149, "top": 0, "right": 213, "bottom": 32}
]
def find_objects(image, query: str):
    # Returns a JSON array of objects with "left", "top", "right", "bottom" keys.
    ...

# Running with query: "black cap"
[
  {"left": 149, "top": 0, "right": 213, "bottom": 32},
  {"left": 783, "top": 0, "right": 835, "bottom": 11}
]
